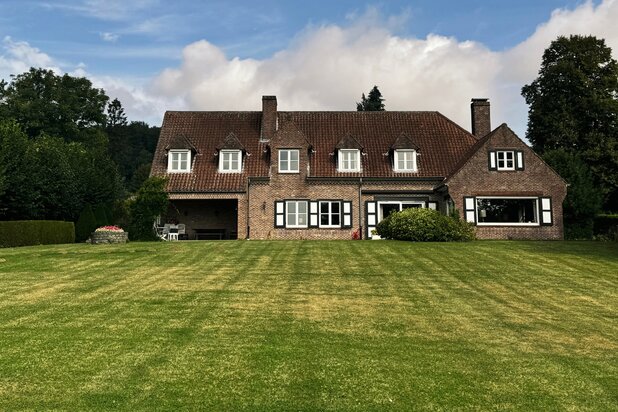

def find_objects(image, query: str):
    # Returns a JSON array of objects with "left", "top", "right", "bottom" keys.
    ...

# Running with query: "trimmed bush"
[
  {"left": 594, "top": 214, "right": 618, "bottom": 241},
  {"left": 0, "top": 220, "right": 75, "bottom": 248},
  {"left": 376, "top": 208, "right": 475, "bottom": 242},
  {"left": 75, "top": 205, "right": 98, "bottom": 242},
  {"left": 93, "top": 203, "right": 112, "bottom": 227}
]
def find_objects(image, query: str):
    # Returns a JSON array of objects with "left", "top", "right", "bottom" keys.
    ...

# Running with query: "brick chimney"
[
  {"left": 470, "top": 98, "right": 491, "bottom": 138},
  {"left": 260, "top": 95, "right": 277, "bottom": 142}
]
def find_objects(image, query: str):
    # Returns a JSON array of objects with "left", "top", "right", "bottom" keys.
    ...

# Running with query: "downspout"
[
  {"left": 358, "top": 177, "right": 363, "bottom": 239},
  {"left": 246, "top": 177, "right": 250, "bottom": 239}
]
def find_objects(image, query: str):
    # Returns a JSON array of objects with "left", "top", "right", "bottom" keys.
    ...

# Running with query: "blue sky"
[{"left": 1, "top": 0, "right": 615, "bottom": 137}]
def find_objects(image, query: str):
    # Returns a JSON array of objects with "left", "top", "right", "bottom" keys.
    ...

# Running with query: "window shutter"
[
  {"left": 309, "top": 201, "right": 319, "bottom": 227},
  {"left": 540, "top": 197, "right": 552, "bottom": 226},
  {"left": 342, "top": 201, "right": 352, "bottom": 228},
  {"left": 427, "top": 201, "right": 438, "bottom": 210},
  {"left": 366, "top": 201, "right": 377, "bottom": 238},
  {"left": 464, "top": 197, "right": 476, "bottom": 223},
  {"left": 274, "top": 201, "right": 285, "bottom": 228},
  {"left": 488, "top": 151, "right": 497, "bottom": 171},
  {"left": 516, "top": 151, "right": 525, "bottom": 170}
]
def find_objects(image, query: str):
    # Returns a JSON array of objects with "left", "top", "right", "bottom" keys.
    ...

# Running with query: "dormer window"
[
  {"left": 338, "top": 149, "right": 360, "bottom": 172},
  {"left": 394, "top": 149, "right": 417, "bottom": 172},
  {"left": 168, "top": 150, "right": 191, "bottom": 173},
  {"left": 219, "top": 150, "right": 242, "bottom": 173}
]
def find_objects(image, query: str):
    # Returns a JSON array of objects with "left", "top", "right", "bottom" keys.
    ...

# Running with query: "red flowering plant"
[{"left": 95, "top": 225, "right": 124, "bottom": 232}]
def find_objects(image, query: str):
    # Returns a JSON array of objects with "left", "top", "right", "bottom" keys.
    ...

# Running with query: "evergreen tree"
[
  {"left": 522, "top": 35, "right": 618, "bottom": 209},
  {"left": 106, "top": 98, "right": 127, "bottom": 128},
  {"left": 128, "top": 177, "right": 169, "bottom": 240},
  {"left": 75, "top": 204, "right": 98, "bottom": 242},
  {"left": 356, "top": 86, "right": 385, "bottom": 111}
]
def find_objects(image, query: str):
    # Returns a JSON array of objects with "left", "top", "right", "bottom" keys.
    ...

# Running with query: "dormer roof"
[{"left": 390, "top": 133, "right": 420, "bottom": 151}]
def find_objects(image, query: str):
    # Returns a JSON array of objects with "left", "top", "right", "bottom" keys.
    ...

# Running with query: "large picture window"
[
  {"left": 476, "top": 197, "right": 538, "bottom": 225},
  {"left": 279, "top": 149, "right": 299, "bottom": 173},
  {"left": 286, "top": 200, "right": 308, "bottom": 228},
  {"left": 338, "top": 149, "right": 360, "bottom": 172},
  {"left": 319, "top": 201, "right": 341, "bottom": 228},
  {"left": 168, "top": 150, "right": 191, "bottom": 172}
]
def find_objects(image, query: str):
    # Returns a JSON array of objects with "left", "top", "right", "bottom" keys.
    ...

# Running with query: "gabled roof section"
[
  {"left": 216, "top": 132, "right": 246, "bottom": 152},
  {"left": 445, "top": 123, "right": 568, "bottom": 184},
  {"left": 164, "top": 133, "right": 197, "bottom": 152},
  {"left": 390, "top": 133, "right": 420, "bottom": 151},
  {"left": 335, "top": 134, "right": 364, "bottom": 151}
]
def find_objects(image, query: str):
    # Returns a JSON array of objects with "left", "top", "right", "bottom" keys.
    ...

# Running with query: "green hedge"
[
  {"left": 0, "top": 220, "right": 75, "bottom": 248},
  {"left": 376, "top": 208, "right": 475, "bottom": 242},
  {"left": 593, "top": 214, "right": 618, "bottom": 241}
]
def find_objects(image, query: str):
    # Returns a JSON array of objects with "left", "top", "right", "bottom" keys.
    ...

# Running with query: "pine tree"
[{"left": 356, "top": 86, "right": 385, "bottom": 111}]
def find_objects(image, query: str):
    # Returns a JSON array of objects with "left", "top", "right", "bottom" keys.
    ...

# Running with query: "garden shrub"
[
  {"left": 75, "top": 204, "right": 98, "bottom": 242},
  {"left": 594, "top": 214, "right": 618, "bottom": 241},
  {"left": 93, "top": 203, "right": 112, "bottom": 227},
  {"left": 128, "top": 177, "right": 168, "bottom": 241},
  {"left": 376, "top": 208, "right": 475, "bottom": 242},
  {"left": 0, "top": 220, "right": 75, "bottom": 247}
]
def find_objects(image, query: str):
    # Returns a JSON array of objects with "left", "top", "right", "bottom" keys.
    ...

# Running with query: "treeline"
[{"left": 0, "top": 68, "right": 160, "bottom": 224}]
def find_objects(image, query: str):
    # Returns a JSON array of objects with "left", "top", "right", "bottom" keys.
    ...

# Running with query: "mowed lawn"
[{"left": 0, "top": 241, "right": 616, "bottom": 411}]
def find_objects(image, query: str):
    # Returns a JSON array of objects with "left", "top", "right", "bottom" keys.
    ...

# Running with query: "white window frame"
[
  {"left": 377, "top": 200, "right": 425, "bottom": 222},
  {"left": 319, "top": 201, "right": 341, "bottom": 228},
  {"left": 279, "top": 149, "right": 299, "bottom": 173},
  {"left": 496, "top": 151, "right": 515, "bottom": 171},
  {"left": 219, "top": 149, "right": 242, "bottom": 173},
  {"left": 285, "top": 200, "right": 308, "bottom": 228},
  {"left": 394, "top": 149, "right": 417, "bottom": 172},
  {"left": 338, "top": 149, "right": 361, "bottom": 172},
  {"left": 167, "top": 150, "right": 191, "bottom": 173},
  {"left": 476, "top": 196, "right": 540, "bottom": 226}
]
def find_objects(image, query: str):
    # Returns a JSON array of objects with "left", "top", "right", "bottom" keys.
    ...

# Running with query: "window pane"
[
  {"left": 332, "top": 213, "right": 340, "bottom": 225},
  {"left": 298, "top": 202, "right": 307, "bottom": 213},
  {"left": 280, "top": 150, "right": 288, "bottom": 161},
  {"left": 288, "top": 202, "right": 296, "bottom": 213},
  {"left": 287, "top": 213, "right": 296, "bottom": 226},
  {"left": 331, "top": 202, "right": 340, "bottom": 213},
  {"left": 172, "top": 160, "right": 178, "bottom": 170},
  {"left": 320, "top": 202, "right": 328, "bottom": 213},
  {"left": 290, "top": 150, "right": 298, "bottom": 161},
  {"left": 320, "top": 214, "right": 329, "bottom": 225},
  {"left": 290, "top": 159, "right": 299, "bottom": 171}
]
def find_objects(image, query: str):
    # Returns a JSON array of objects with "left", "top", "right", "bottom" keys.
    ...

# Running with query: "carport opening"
[{"left": 165, "top": 199, "right": 238, "bottom": 240}]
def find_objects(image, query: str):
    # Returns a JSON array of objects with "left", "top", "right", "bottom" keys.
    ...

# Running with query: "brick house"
[{"left": 150, "top": 96, "right": 567, "bottom": 240}]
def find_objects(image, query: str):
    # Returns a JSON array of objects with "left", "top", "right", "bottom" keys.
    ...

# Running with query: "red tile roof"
[{"left": 151, "top": 110, "right": 479, "bottom": 192}]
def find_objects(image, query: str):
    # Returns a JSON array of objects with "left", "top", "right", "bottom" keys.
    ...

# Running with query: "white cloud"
[
  {"left": 0, "top": 36, "right": 61, "bottom": 80},
  {"left": 100, "top": 32, "right": 119, "bottom": 42}
]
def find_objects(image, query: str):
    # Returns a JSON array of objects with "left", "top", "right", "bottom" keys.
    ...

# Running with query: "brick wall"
[{"left": 447, "top": 125, "right": 567, "bottom": 239}]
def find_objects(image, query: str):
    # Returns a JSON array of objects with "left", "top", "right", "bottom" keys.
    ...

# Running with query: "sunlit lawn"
[{"left": 0, "top": 240, "right": 616, "bottom": 410}]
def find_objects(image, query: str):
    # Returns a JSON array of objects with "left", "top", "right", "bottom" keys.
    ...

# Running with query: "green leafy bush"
[
  {"left": 75, "top": 205, "right": 98, "bottom": 242},
  {"left": 128, "top": 177, "right": 168, "bottom": 241},
  {"left": 376, "top": 208, "right": 475, "bottom": 242},
  {"left": 0, "top": 220, "right": 75, "bottom": 247},
  {"left": 594, "top": 214, "right": 618, "bottom": 241},
  {"left": 93, "top": 203, "right": 112, "bottom": 227}
]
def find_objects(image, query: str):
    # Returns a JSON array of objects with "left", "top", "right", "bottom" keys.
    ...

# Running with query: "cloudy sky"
[{"left": 1, "top": 0, "right": 618, "bottom": 138}]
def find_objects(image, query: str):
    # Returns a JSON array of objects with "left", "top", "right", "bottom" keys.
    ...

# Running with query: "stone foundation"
[{"left": 90, "top": 231, "right": 129, "bottom": 244}]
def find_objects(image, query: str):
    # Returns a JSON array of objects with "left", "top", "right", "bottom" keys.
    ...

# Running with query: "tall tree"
[
  {"left": 357, "top": 85, "right": 385, "bottom": 111},
  {"left": 106, "top": 98, "right": 127, "bottom": 128},
  {"left": 0, "top": 67, "right": 109, "bottom": 142},
  {"left": 521, "top": 35, "right": 618, "bottom": 209}
]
